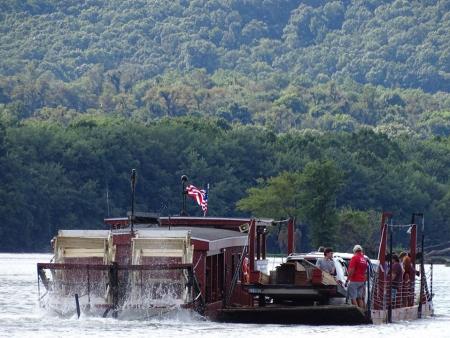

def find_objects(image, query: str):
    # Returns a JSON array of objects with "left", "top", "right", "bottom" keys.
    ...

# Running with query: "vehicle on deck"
[{"left": 287, "top": 251, "right": 348, "bottom": 284}]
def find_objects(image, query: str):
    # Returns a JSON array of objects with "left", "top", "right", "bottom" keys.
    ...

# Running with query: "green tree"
[
  {"left": 237, "top": 171, "right": 302, "bottom": 219},
  {"left": 335, "top": 208, "right": 380, "bottom": 257},
  {"left": 298, "top": 160, "right": 343, "bottom": 248}
]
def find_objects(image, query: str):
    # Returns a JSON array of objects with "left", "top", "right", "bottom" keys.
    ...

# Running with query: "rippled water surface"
[{"left": 1, "top": 254, "right": 449, "bottom": 338}]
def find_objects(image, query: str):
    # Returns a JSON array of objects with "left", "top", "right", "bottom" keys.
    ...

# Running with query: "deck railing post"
[
  {"left": 430, "top": 262, "right": 433, "bottom": 301},
  {"left": 109, "top": 262, "right": 119, "bottom": 318},
  {"left": 388, "top": 221, "right": 393, "bottom": 323},
  {"left": 37, "top": 265, "right": 41, "bottom": 307},
  {"left": 256, "top": 232, "right": 261, "bottom": 260},
  {"left": 287, "top": 218, "right": 294, "bottom": 255},
  {"left": 87, "top": 266, "right": 91, "bottom": 306},
  {"left": 75, "top": 293, "right": 81, "bottom": 318},
  {"left": 366, "top": 261, "right": 371, "bottom": 321},
  {"left": 140, "top": 269, "right": 143, "bottom": 302},
  {"left": 130, "top": 169, "right": 136, "bottom": 234},
  {"left": 249, "top": 219, "right": 256, "bottom": 275},
  {"left": 418, "top": 215, "right": 425, "bottom": 319},
  {"left": 181, "top": 175, "right": 188, "bottom": 216},
  {"left": 262, "top": 231, "right": 266, "bottom": 260}
]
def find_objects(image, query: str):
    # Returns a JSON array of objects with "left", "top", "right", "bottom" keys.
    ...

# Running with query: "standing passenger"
[
  {"left": 391, "top": 254, "right": 403, "bottom": 308},
  {"left": 346, "top": 245, "right": 368, "bottom": 309},
  {"left": 399, "top": 251, "right": 412, "bottom": 306}
]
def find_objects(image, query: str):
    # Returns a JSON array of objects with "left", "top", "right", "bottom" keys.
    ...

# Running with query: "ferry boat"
[{"left": 36, "top": 184, "right": 434, "bottom": 324}]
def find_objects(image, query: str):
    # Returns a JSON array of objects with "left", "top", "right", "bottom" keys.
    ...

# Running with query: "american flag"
[{"left": 186, "top": 184, "right": 208, "bottom": 215}]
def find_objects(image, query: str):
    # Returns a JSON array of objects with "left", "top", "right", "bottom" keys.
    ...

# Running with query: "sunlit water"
[{"left": 1, "top": 254, "right": 449, "bottom": 338}]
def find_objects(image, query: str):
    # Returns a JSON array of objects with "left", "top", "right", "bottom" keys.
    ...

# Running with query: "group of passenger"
[
  {"left": 316, "top": 245, "right": 368, "bottom": 309},
  {"left": 387, "top": 251, "right": 416, "bottom": 307},
  {"left": 315, "top": 245, "right": 417, "bottom": 310}
]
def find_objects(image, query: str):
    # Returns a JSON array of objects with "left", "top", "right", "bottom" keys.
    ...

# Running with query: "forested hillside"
[
  {"left": 1, "top": 0, "right": 450, "bottom": 91},
  {"left": 1, "top": 0, "right": 450, "bottom": 133},
  {"left": 0, "top": 0, "right": 449, "bottom": 252}
]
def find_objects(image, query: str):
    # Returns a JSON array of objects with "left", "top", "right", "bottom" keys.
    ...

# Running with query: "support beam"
[
  {"left": 287, "top": 218, "right": 295, "bottom": 255},
  {"left": 262, "top": 232, "right": 266, "bottom": 260},
  {"left": 256, "top": 233, "right": 261, "bottom": 260},
  {"left": 410, "top": 224, "right": 417, "bottom": 265},
  {"left": 248, "top": 219, "right": 256, "bottom": 273}
]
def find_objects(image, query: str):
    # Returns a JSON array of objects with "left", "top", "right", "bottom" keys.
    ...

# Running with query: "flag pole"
[
  {"left": 130, "top": 169, "right": 136, "bottom": 235},
  {"left": 203, "top": 183, "right": 209, "bottom": 217},
  {"left": 181, "top": 175, "right": 188, "bottom": 216}
]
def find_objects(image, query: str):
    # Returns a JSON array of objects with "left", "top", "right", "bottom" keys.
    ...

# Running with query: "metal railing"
[{"left": 368, "top": 264, "right": 433, "bottom": 322}]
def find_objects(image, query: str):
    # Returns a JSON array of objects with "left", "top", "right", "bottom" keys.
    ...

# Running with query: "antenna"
[
  {"left": 130, "top": 169, "right": 137, "bottom": 234},
  {"left": 106, "top": 183, "right": 110, "bottom": 217},
  {"left": 180, "top": 175, "right": 188, "bottom": 216}
]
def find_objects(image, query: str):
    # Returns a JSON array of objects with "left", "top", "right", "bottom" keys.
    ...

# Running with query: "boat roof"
[
  {"left": 104, "top": 216, "right": 274, "bottom": 231},
  {"left": 134, "top": 226, "right": 248, "bottom": 254},
  {"left": 177, "top": 226, "right": 247, "bottom": 254},
  {"left": 176, "top": 226, "right": 246, "bottom": 241}
]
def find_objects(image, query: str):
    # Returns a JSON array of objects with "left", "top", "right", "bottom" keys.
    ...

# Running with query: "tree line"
[
  {"left": 0, "top": 115, "right": 448, "bottom": 254},
  {"left": 1, "top": 68, "right": 449, "bottom": 138},
  {"left": 1, "top": 0, "right": 450, "bottom": 254}
]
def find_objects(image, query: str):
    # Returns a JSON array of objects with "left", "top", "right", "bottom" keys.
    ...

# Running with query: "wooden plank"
[
  {"left": 63, "top": 248, "right": 105, "bottom": 258},
  {"left": 57, "top": 237, "right": 107, "bottom": 249},
  {"left": 141, "top": 249, "right": 184, "bottom": 257},
  {"left": 133, "top": 239, "right": 185, "bottom": 251}
]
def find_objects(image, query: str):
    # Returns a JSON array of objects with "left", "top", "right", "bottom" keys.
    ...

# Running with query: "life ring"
[{"left": 242, "top": 256, "right": 250, "bottom": 283}]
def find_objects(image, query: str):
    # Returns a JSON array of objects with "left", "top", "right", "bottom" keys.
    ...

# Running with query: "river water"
[{"left": 0, "top": 253, "right": 449, "bottom": 338}]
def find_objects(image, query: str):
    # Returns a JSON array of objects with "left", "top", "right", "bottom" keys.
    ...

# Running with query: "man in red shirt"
[{"left": 346, "top": 245, "right": 368, "bottom": 308}]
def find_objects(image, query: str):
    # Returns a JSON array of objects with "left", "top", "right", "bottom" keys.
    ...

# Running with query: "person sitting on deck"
[
  {"left": 316, "top": 247, "right": 336, "bottom": 276},
  {"left": 346, "top": 245, "right": 368, "bottom": 309}
]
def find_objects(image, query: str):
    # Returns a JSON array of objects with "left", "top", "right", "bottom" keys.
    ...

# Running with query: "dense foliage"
[
  {"left": 1, "top": 0, "right": 450, "bottom": 92},
  {"left": 1, "top": 0, "right": 450, "bottom": 136},
  {"left": 0, "top": 1, "right": 449, "bottom": 252},
  {"left": 0, "top": 116, "right": 448, "bottom": 252}
]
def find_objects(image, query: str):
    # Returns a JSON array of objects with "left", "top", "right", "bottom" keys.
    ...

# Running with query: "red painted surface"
[
  {"left": 192, "top": 238, "right": 209, "bottom": 251},
  {"left": 377, "top": 212, "right": 392, "bottom": 266},
  {"left": 229, "top": 281, "right": 252, "bottom": 306},
  {"left": 374, "top": 220, "right": 388, "bottom": 310},
  {"left": 192, "top": 251, "right": 206, "bottom": 298},
  {"left": 248, "top": 219, "right": 256, "bottom": 275},
  {"left": 204, "top": 300, "right": 225, "bottom": 320},
  {"left": 311, "top": 268, "right": 323, "bottom": 285},
  {"left": 409, "top": 224, "right": 417, "bottom": 265},
  {"left": 112, "top": 233, "right": 132, "bottom": 264}
]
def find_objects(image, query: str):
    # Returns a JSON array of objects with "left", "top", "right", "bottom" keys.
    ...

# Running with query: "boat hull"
[
  {"left": 371, "top": 302, "right": 434, "bottom": 324},
  {"left": 217, "top": 304, "right": 370, "bottom": 325}
]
